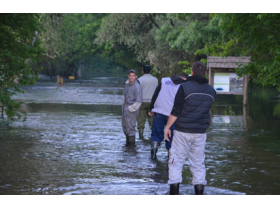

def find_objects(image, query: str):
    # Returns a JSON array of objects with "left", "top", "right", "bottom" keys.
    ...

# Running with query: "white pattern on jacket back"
[{"left": 152, "top": 77, "right": 180, "bottom": 116}]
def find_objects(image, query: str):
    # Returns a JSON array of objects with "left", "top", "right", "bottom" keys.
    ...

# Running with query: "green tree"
[
  {"left": 0, "top": 13, "right": 44, "bottom": 124},
  {"left": 38, "top": 13, "right": 127, "bottom": 76},
  {"left": 198, "top": 13, "right": 280, "bottom": 89},
  {"left": 96, "top": 13, "right": 212, "bottom": 78}
]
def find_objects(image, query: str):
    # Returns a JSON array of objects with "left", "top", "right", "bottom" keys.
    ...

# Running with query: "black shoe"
[
  {"left": 138, "top": 128, "right": 144, "bottom": 139},
  {"left": 151, "top": 141, "right": 159, "bottom": 160},
  {"left": 194, "top": 184, "right": 204, "bottom": 195},
  {"left": 170, "top": 183, "right": 180, "bottom": 195},
  {"left": 127, "top": 136, "right": 135, "bottom": 145}
]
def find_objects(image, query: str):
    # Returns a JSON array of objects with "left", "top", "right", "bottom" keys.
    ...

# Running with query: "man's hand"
[
  {"left": 148, "top": 111, "right": 154, "bottom": 117},
  {"left": 164, "top": 127, "right": 171, "bottom": 142},
  {"left": 164, "top": 114, "right": 178, "bottom": 142}
]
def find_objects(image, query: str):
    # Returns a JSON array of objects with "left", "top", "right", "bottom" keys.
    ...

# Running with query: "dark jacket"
[
  {"left": 149, "top": 75, "right": 187, "bottom": 111},
  {"left": 171, "top": 75, "right": 216, "bottom": 133}
]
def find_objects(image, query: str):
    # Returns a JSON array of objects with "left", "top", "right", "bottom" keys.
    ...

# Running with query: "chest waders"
[{"left": 122, "top": 81, "right": 141, "bottom": 145}]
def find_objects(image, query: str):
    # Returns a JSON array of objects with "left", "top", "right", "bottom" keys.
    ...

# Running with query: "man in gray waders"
[
  {"left": 122, "top": 69, "right": 143, "bottom": 144},
  {"left": 137, "top": 65, "right": 158, "bottom": 139},
  {"left": 164, "top": 61, "right": 216, "bottom": 195},
  {"left": 148, "top": 73, "right": 188, "bottom": 159}
]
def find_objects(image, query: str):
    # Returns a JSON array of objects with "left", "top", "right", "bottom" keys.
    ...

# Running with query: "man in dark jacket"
[
  {"left": 148, "top": 73, "right": 188, "bottom": 159},
  {"left": 164, "top": 61, "right": 216, "bottom": 195}
]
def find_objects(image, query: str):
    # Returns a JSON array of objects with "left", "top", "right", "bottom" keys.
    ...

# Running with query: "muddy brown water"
[{"left": 1, "top": 74, "right": 280, "bottom": 195}]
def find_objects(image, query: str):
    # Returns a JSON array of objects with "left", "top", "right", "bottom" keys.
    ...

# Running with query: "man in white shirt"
[
  {"left": 148, "top": 73, "right": 188, "bottom": 159},
  {"left": 137, "top": 65, "right": 158, "bottom": 139}
]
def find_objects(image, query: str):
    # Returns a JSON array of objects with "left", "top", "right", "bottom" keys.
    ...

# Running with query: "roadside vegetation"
[{"left": 1, "top": 13, "right": 280, "bottom": 123}]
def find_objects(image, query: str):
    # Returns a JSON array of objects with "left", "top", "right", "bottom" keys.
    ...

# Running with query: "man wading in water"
[
  {"left": 137, "top": 65, "right": 158, "bottom": 139},
  {"left": 164, "top": 61, "right": 216, "bottom": 195},
  {"left": 122, "top": 69, "right": 142, "bottom": 145},
  {"left": 148, "top": 73, "right": 188, "bottom": 159}
]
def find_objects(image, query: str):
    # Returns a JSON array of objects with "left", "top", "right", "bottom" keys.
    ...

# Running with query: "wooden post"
[
  {"left": 242, "top": 105, "right": 248, "bottom": 131},
  {"left": 243, "top": 74, "right": 249, "bottom": 106},
  {"left": 208, "top": 67, "right": 212, "bottom": 86}
]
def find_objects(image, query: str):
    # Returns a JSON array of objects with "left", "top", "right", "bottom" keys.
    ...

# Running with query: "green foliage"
[
  {"left": 178, "top": 61, "right": 192, "bottom": 75},
  {"left": 200, "top": 59, "right": 207, "bottom": 65},
  {"left": 96, "top": 13, "right": 212, "bottom": 78},
  {"left": 11, "top": 13, "right": 280, "bottom": 88},
  {"left": 3, "top": 12, "right": 280, "bottom": 125},
  {"left": 38, "top": 13, "right": 128, "bottom": 77},
  {"left": 96, "top": 13, "right": 155, "bottom": 70},
  {"left": 273, "top": 103, "right": 280, "bottom": 117},
  {"left": 0, "top": 13, "right": 43, "bottom": 124},
  {"left": 1, "top": 90, "right": 27, "bottom": 124},
  {"left": 198, "top": 13, "right": 280, "bottom": 89}
]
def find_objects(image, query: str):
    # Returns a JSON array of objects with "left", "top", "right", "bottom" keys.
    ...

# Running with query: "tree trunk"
[
  {"left": 66, "top": 63, "right": 74, "bottom": 77},
  {"left": 77, "top": 65, "right": 82, "bottom": 77},
  {"left": 50, "top": 63, "right": 55, "bottom": 79},
  {"left": 243, "top": 74, "right": 249, "bottom": 106},
  {"left": 1, "top": 105, "right": 4, "bottom": 118}
]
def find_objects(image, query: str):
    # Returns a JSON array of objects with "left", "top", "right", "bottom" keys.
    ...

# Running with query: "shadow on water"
[{"left": 1, "top": 76, "right": 280, "bottom": 194}]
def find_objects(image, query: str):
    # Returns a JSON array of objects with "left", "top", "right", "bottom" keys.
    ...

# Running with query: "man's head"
[
  {"left": 128, "top": 69, "right": 138, "bottom": 83},
  {"left": 178, "top": 72, "right": 188, "bottom": 80},
  {"left": 192, "top": 61, "right": 206, "bottom": 77},
  {"left": 143, "top": 65, "right": 151, "bottom": 74}
]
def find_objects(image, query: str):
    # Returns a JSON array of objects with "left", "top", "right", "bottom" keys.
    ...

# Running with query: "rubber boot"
[
  {"left": 125, "top": 135, "right": 129, "bottom": 145},
  {"left": 151, "top": 141, "right": 159, "bottom": 160},
  {"left": 194, "top": 184, "right": 204, "bottom": 195},
  {"left": 167, "top": 149, "right": 170, "bottom": 159},
  {"left": 138, "top": 128, "right": 144, "bottom": 139},
  {"left": 127, "top": 136, "right": 135, "bottom": 144},
  {"left": 170, "top": 183, "right": 180, "bottom": 195}
]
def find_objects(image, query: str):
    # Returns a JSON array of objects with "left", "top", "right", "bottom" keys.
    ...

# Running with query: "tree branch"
[
  {"left": 61, "top": 18, "right": 73, "bottom": 40},
  {"left": 170, "top": 18, "right": 174, "bottom": 27},
  {"left": 258, "top": 26, "right": 280, "bottom": 36},
  {"left": 50, "top": 14, "right": 57, "bottom": 31},
  {"left": 147, "top": 13, "right": 160, "bottom": 29}
]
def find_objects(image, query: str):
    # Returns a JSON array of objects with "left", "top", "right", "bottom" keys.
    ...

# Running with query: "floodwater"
[{"left": 1, "top": 74, "right": 280, "bottom": 195}]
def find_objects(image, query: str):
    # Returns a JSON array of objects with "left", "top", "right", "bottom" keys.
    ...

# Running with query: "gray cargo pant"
[
  {"left": 168, "top": 130, "right": 207, "bottom": 185},
  {"left": 122, "top": 102, "right": 139, "bottom": 136}
]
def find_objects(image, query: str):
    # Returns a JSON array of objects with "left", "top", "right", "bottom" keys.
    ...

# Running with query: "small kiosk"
[{"left": 207, "top": 56, "right": 251, "bottom": 105}]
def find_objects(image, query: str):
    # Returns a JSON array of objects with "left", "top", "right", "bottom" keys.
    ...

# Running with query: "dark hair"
[
  {"left": 178, "top": 72, "right": 188, "bottom": 79},
  {"left": 192, "top": 61, "right": 206, "bottom": 77},
  {"left": 143, "top": 65, "right": 151, "bottom": 74},
  {"left": 128, "top": 69, "right": 137, "bottom": 75}
]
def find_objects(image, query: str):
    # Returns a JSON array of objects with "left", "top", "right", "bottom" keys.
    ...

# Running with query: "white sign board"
[
  {"left": 214, "top": 73, "right": 243, "bottom": 93},
  {"left": 214, "top": 73, "right": 229, "bottom": 92}
]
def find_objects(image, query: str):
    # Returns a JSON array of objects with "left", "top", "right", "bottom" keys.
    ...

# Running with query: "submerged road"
[{"left": 0, "top": 74, "right": 280, "bottom": 194}]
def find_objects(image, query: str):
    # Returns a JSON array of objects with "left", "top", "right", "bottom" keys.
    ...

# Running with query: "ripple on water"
[{"left": 2, "top": 79, "right": 280, "bottom": 195}]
